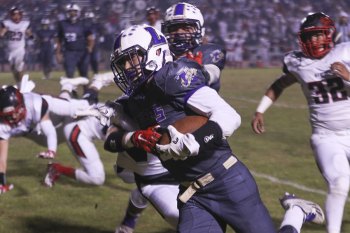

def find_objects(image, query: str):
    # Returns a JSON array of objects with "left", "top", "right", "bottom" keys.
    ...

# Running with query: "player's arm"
[
  {"left": 251, "top": 72, "right": 297, "bottom": 134},
  {"left": 36, "top": 98, "right": 57, "bottom": 159},
  {"left": 103, "top": 100, "right": 159, "bottom": 154},
  {"left": 86, "top": 34, "right": 95, "bottom": 53},
  {"left": 156, "top": 85, "right": 240, "bottom": 159},
  {"left": 330, "top": 61, "right": 350, "bottom": 81},
  {"left": 0, "top": 22, "right": 8, "bottom": 37},
  {"left": 0, "top": 139, "right": 13, "bottom": 193}
]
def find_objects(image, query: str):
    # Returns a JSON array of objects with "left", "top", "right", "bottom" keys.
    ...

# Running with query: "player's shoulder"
[
  {"left": 154, "top": 58, "right": 207, "bottom": 94},
  {"left": 283, "top": 50, "right": 309, "bottom": 68},
  {"left": 195, "top": 43, "right": 226, "bottom": 69}
]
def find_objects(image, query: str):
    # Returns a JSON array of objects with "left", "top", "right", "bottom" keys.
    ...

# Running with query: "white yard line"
[
  {"left": 227, "top": 96, "right": 308, "bottom": 109},
  {"left": 251, "top": 170, "right": 350, "bottom": 202}
]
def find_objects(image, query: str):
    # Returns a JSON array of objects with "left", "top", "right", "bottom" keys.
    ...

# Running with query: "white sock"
[
  {"left": 280, "top": 206, "right": 304, "bottom": 233},
  {"left": 326, "top": 192, "right": 347, "bottom": 233}
]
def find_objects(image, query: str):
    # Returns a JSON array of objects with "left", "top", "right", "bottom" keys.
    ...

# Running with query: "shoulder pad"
[
  {"left": 154, "top": 59, "right": 207, "bottom": 96},
  {"left": 194, "top": 43, "right": 226, "bottom": 70}
]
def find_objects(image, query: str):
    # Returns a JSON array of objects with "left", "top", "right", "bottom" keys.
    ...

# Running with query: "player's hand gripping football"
[
  {"left": 331, "top": 62, "right": 350, "bottom": 81},
  {"left": 156, "top": 125, "right": 199, "bottom": 160},
  {"left": 0, "top": 184, "right": 14, "bottom": 194},
  {"left": 251, "top": 112, "right": 265, "bottom": 134},
  {"left": 132, "top": 126, "right": 162, "bottom": 153},
  {"left": 186, "top": 51, "right": 203, "bottom": 65}
]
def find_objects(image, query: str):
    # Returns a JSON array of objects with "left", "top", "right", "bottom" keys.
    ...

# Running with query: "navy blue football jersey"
[
  {"left": 123, "top": 58, "right": 232, "bottom": 181},
  {"left": 193, "top": 43, "right": 226, "bottom": 70},
  {"left": 193, "top": 43, "right": 226, "bottom": 91},
  {"left": 36, "top": 29, "right": 56, "bottom": 50},
  {"left": 57, "top": 19, "right": 92, "bottom": 51}
]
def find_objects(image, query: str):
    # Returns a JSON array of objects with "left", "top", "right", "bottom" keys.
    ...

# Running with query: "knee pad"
[
  {"left": 130, "top": 188, "right": 148, "bottom": 209},
  {"left": 329, "top": 175, "right": 350, "bottom": 196},
  {"left": 114, "top": 164, "right": 135, "bottom": 184}
]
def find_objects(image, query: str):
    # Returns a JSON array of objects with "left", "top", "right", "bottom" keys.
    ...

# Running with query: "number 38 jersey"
[
  {"left": 283, "top": 42, "right": 350, "bottom": 131},
  {"left": 2, "top": 19, "right": 30, "bottom": 51}
]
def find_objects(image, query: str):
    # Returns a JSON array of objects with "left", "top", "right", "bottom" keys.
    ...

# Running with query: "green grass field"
[{"left": 0, "top": 69, "right": 349, "bottom": 233}]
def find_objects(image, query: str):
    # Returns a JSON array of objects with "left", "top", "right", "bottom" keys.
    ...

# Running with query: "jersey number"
[
  {"left": 8, "top": 31, "right": 23, "bottom": 41},
  {"left": 64, "top": 32, "right": 77, "bottom": 42},
  {"left": 308, "top": 77, "right": 347, "bottom": 104}
]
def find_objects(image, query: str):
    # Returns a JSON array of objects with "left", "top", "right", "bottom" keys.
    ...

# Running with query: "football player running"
[
  {"left": 162, "top": 2, "right": 226, "bottom": 92},
  {"left": 252, "top": 12, "right": 350, "bottom": 233},
  {"left": 104, "top": 24, "right": 275, "bottom": 233},
  {"left": 0, "top": 7, "right": 33, "bottom": 85}
]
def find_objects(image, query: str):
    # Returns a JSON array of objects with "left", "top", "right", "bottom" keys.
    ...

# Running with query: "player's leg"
[
  {"left": 311, "top": 134, "right": 350, "bottom": 233},
  {"left": 90, "top": 48, "right": 99, "bottom": 74},
  {"left": 9, "top": 48, "right": 25, "bottom": 85},
  {"left": 115, "top": 188, "right": 148, "bottom": 233},
  {"left": 64, "top": 122, "right": 105, "bottom": 185},
  {"left": 186, "top": 159, "right": 275, "bottom": 233},
  {"left": 178, "top": 198, "right": 226, "bottom": 233},
  {"left": 141, "top": 183, "right": 179, "bottom": 228},
  {"left": 278, "top": 193, "right": 325, "bottom": 233},
  {"left": 63, "top": 51, "right": 78, "bottom": 78}
]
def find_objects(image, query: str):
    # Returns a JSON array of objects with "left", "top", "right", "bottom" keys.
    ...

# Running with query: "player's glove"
[
  {"left": 37, "top": 150, "right": 56, "bottom": 159},
  {"left": 0, "top": 184, "right": 14, "bottom": 194},
  {"left": 156, "top": 125, "right": 200, "bottom": 160},
  {"left": 130, "top": 126, "right": 162, "bottom": 153},
  {"left": 186, "top": 51, "right": 203, "bottom": 65}
]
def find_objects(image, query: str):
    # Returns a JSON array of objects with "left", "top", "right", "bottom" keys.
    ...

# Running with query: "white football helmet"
[
  {"left": 66, "top": 3, "right": 81, "bottom": 22},
  {"left": 111, "top": 25, "right": 173, "bottom": 96},
  {"left": 162, "top": 2, "right": 205, "bottom": 55}
]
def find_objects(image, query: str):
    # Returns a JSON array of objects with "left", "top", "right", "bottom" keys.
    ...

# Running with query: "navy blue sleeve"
[{"left": 194, "top": 43, "right": 226, "bottom": 70}]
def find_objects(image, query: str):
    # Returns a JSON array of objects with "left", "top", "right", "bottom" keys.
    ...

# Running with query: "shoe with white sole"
[{"left": 280, "top": 192, "right": 325, "bottom": 224}]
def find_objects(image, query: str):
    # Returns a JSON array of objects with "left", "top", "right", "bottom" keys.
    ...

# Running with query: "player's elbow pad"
[
  {"left": 104, "top": 131, "right": 125, "bottom": 152},
  {"left": 192, "top": 120, "right": 223, "bottom": 152}
]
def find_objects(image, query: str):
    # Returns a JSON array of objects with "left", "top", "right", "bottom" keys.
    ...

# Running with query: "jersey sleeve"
[{"left": 154, "top": 59, "right": 208, "bottom": 107}]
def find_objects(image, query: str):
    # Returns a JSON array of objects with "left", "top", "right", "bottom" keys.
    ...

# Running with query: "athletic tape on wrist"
[{"left": 256, "top": 95, "right": 273, "bottom": 113}]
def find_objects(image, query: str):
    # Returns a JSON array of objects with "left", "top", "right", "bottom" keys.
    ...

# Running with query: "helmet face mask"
[
  {"left": 111, "top": 25, "right": 173, "bottom": 96},
  {"left": 0, "top": 86, "right": 26, "bottom": 126},
  {"left": 162, "top": 2, "right": 204, "bottom": 56},
  {"left": 111, "top": 46, "right": 148, "bottom": 95},
  {"left": 298, "top": 12, "right": 336, "bottom": 59}
]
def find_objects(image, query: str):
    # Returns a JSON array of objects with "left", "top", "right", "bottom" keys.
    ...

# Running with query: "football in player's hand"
[{"left": 158, "top": 115, "right": 208, "bottom": 145}]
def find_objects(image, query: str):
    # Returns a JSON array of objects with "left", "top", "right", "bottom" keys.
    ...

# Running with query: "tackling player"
[
  {"left": 161, "top": 2, "right": 226, "bottom": 92},
  {"left": 252, "top": 12, "right": 350, "bottom": 233},
  {"left": 0, "top": 7, "right": 33, "bottom": 85}
]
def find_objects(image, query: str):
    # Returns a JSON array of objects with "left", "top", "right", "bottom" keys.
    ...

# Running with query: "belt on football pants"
[{"left": 179, "top": 155, "right": 238, "bottom": 203}]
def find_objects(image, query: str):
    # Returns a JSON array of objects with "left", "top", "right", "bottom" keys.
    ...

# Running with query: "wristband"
[{"left": 256, "top": 95, "right": 273, "bottom": 113}]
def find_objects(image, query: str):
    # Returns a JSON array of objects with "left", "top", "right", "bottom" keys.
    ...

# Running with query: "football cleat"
[
  {"left": 115, "top": 225, "right": 134, "bottom": 233},
  {"left": 44, "top": 163, "right": 61, "bottom": 188},
  {"left": 280, "top": 192, "right": 325, "bottom": 224}
]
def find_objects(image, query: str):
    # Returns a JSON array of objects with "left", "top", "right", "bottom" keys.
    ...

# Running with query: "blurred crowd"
[{"left": 1, "top": 0, "right": 350, "bottom": 71}]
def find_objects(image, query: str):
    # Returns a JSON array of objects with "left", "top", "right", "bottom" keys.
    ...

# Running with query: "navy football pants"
[
  {"left": 64, "top": 50, "right": 90, "bottom": 78},
  {"left": 177, "top": 160, "right": 276, "bottom": 233}
]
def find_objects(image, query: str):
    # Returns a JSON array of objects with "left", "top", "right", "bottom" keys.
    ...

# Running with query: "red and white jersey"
[
  {"left": 2, "top": 19, "right": 30, "bottom": 51},
  {"left": 0, "top": 92, "right": 42, "bottom": 140},
  {"left": 284, "top": 42, "right": 350, "bottom": 131}
]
